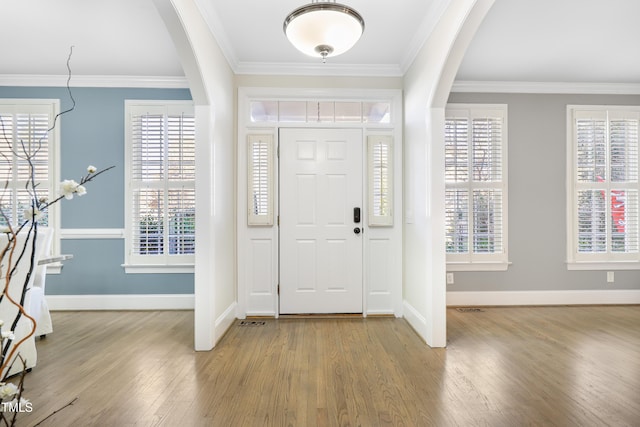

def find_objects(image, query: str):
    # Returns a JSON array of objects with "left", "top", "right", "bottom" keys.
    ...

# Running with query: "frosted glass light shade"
[{"left": 284, "top": 3, "right": 364, "bottom": 60}]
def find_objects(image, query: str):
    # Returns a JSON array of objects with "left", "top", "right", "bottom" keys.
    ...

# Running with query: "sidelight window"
[{"left": 247, "top": 134, "right": 274, "bottom": 226}]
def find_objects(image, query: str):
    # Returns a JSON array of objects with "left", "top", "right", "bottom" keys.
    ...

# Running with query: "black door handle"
[{"left": 354, "top": 227, "right": 361, "bottom": 235}]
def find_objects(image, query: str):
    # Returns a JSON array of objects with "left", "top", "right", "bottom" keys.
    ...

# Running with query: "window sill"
[
  {"left": 447, "top": 261, "right": 511, "bottom": 272},
  {"left": 122, "top": 264, "right": 195, "bottom": 274},
  {"left": 45, "top": 264, "right": 63, "bottom": 275},
  {"left": 42, "top": 255, "right": 74, "bottom": 275},
  {"left": 566, "top": 261, "right": 640, "bottom": 271}
]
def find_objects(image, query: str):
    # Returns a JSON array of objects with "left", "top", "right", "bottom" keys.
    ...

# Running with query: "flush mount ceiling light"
[{"left": 283, "top": 0, "right": 365, "bottom": 63}]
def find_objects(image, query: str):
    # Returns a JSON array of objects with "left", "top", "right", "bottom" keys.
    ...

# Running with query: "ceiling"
[
  {"left": 457, "top": 0, "right": 640, "bottom": 84},
  {"left": 1, "top": 0, "right": 640, "bottom": 85}
]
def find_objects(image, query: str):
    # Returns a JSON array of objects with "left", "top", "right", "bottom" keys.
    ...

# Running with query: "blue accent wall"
[
  {"left": 0, "top": 86, "right": 194, "bottom": 295},
  {"left": 56, "top": 239, "right": 193, "bottom": 295}
]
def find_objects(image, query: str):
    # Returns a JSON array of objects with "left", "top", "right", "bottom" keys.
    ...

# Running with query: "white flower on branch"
[
  {"left": 0, "top": 383, "right": 18, "bottom": 399},
  {"left": 0, "top": 227, "right": 9, "bottom": 234},
  {"left": 60, "top": 179, "right": 87, "bottom": 200},
  {"left": 87, "top": 165, "right": 97, "bottom": 174},
  {"left": 76, "top": 185, "right": 87, "bottom": 197},
  {"left": 23, "top": 208, "right": 44, "bottom": 222}
]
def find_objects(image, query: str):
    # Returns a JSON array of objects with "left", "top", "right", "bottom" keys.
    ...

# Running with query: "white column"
[{"left": 403, "top": 0, "right": 496, "bottom": 347}]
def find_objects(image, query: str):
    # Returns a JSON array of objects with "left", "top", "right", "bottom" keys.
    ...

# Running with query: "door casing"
[{"left": 237, "top": 87, "right": 403, "bottom": 319}]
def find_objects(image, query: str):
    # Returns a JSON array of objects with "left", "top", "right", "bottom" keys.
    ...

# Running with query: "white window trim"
[
  {"left": 566, "top": 105, "right": 640, "bottom": 270},
  {"left": 0, "top": 99, "right": 62, "bottom": 273},
  {"left": 445, "top": 104, "right": 509, "bottom": 272},
  {"left": 123, "top": 100, "right": 195, "bottom": 274},
  {"left": 121, "top": 264, "right": 194, "bottom": 274}
]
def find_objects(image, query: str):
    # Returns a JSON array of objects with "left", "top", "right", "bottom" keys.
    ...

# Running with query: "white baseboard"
[
  {"left": 447, "top": 290, "right": 640, "bottom": 306},
  {"left": 47, "top": 294, "right": 195, "bottom": 310},
  {"left": 402, "top": 300, "right": 428, "bottom": 344},
  {"left": 214, "top": 302, "right": 237, "bottom": 345}
]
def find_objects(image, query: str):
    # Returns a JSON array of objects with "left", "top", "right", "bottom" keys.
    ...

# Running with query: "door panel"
[{"left": 279, "top": 128, "right": 363, "bottom": 314}]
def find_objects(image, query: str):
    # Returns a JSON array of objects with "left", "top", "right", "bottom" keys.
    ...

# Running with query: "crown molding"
[
  {"left": 452, "top": 80, "right": 640, "bottom": 95},
  {"left": 234, "top": 61, "right": 403, "bottom": 77},
  {"left": 0, "top": 74, "right": 189, "bottom": 88}
]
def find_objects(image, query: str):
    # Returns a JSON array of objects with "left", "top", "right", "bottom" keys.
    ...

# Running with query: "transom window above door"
[{"left": 249, "top": 100, "right": 391, "bottom": 124}]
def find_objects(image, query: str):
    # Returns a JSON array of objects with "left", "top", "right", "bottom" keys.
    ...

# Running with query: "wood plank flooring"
[{"left": 16, "top": 306, "right": 640, "bottom": 426}]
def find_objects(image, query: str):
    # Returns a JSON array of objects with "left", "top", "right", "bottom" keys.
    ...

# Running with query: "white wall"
[
  {"left": 154, "top": 0, "right": 236, "bottom": 350},
  {"left": 403, "top": 0, "right": 495, "bottom": 347}
]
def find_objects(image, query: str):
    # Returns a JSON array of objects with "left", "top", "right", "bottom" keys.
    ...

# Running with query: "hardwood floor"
[{"left": 17, "top": 306, "right": 640, "bottom": 426}]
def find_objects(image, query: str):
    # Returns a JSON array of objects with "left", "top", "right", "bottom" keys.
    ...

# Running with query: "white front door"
[{"left": 279, "top": 128, "right": 363, "bottom": 314}]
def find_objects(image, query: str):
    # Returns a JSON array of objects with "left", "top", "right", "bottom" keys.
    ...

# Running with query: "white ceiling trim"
[
  {"left": 452, "top": 80, "right": 640, "bottom": 95},
  {"left": 0, "top": 74, "right": 190, "bottom": 89},
  {"left": 234, "top": 61, "right": 403, "bottom": 77}
]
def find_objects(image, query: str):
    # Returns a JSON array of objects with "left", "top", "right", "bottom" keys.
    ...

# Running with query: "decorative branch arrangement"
[{"left": 0, "top": 47, "right": 114, "bottom": 426}]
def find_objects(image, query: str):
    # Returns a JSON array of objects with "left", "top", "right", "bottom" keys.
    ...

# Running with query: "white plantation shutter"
[
  {"left": 577, "top": 189, "right": 607, "bottom": 253},
  {"left": 576, "top": 113, "right": 607, "bottom": 183},
  {"left": 168, "top": 188, "right": 195, "bottom": 254},
  {"left": 167, "top": 115, "right": 196, "bottom": 181},
  {"left": 132, "top": 188, "right": 164, "bottom": 255},
  {"left": 0, "top": 102, "right": 57, "bottom": 228},
  {"left": 445, "top": 117, "right": 468, "bottom": 183},
  {"left": 570, "top": 107, "right": 640, "bottom": 265},
  {"left": 368, "top": 135, "right": 393, "bottom": 226},
  {"left": 473, "top": 189, "right": 503, "bottom": 253},
  {"left": 247, "top": 134, "right": 273, "bottom": 226},
  {"left": 472, "top": 117, "right": 502, "bottom": 182},
  {"left": 445, "top": 105, "right": 508, "bottom": 268},
  {"left": 126, "top": 101, "right": 195, "bottom": 267},
  {"left": 445, "top": 189, "right": 469, "bottom": 253}
]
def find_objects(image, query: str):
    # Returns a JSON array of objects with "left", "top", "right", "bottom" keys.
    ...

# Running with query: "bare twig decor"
[{"left": 0, "top": 47, "right": 114, "bottom": 426}]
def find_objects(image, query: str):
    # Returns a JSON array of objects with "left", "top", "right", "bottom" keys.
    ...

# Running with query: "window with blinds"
[
  {"left": 0, "top": 101, "right": 58, "bottom": 228},
  {"left": 569, "top": 106, "right": 640, "bottom": 267},
  {"left": 125, "top": 101, "right": 195, "bottom": 268},
  {"left": 247, "top": 134, "right": 273, "bottom": 226},
  {"left": 368, "top": 135, "right": 393, "bottom": 226},
  {"left": 445, "top": 105, "right": 508, "bottom": 269}
]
